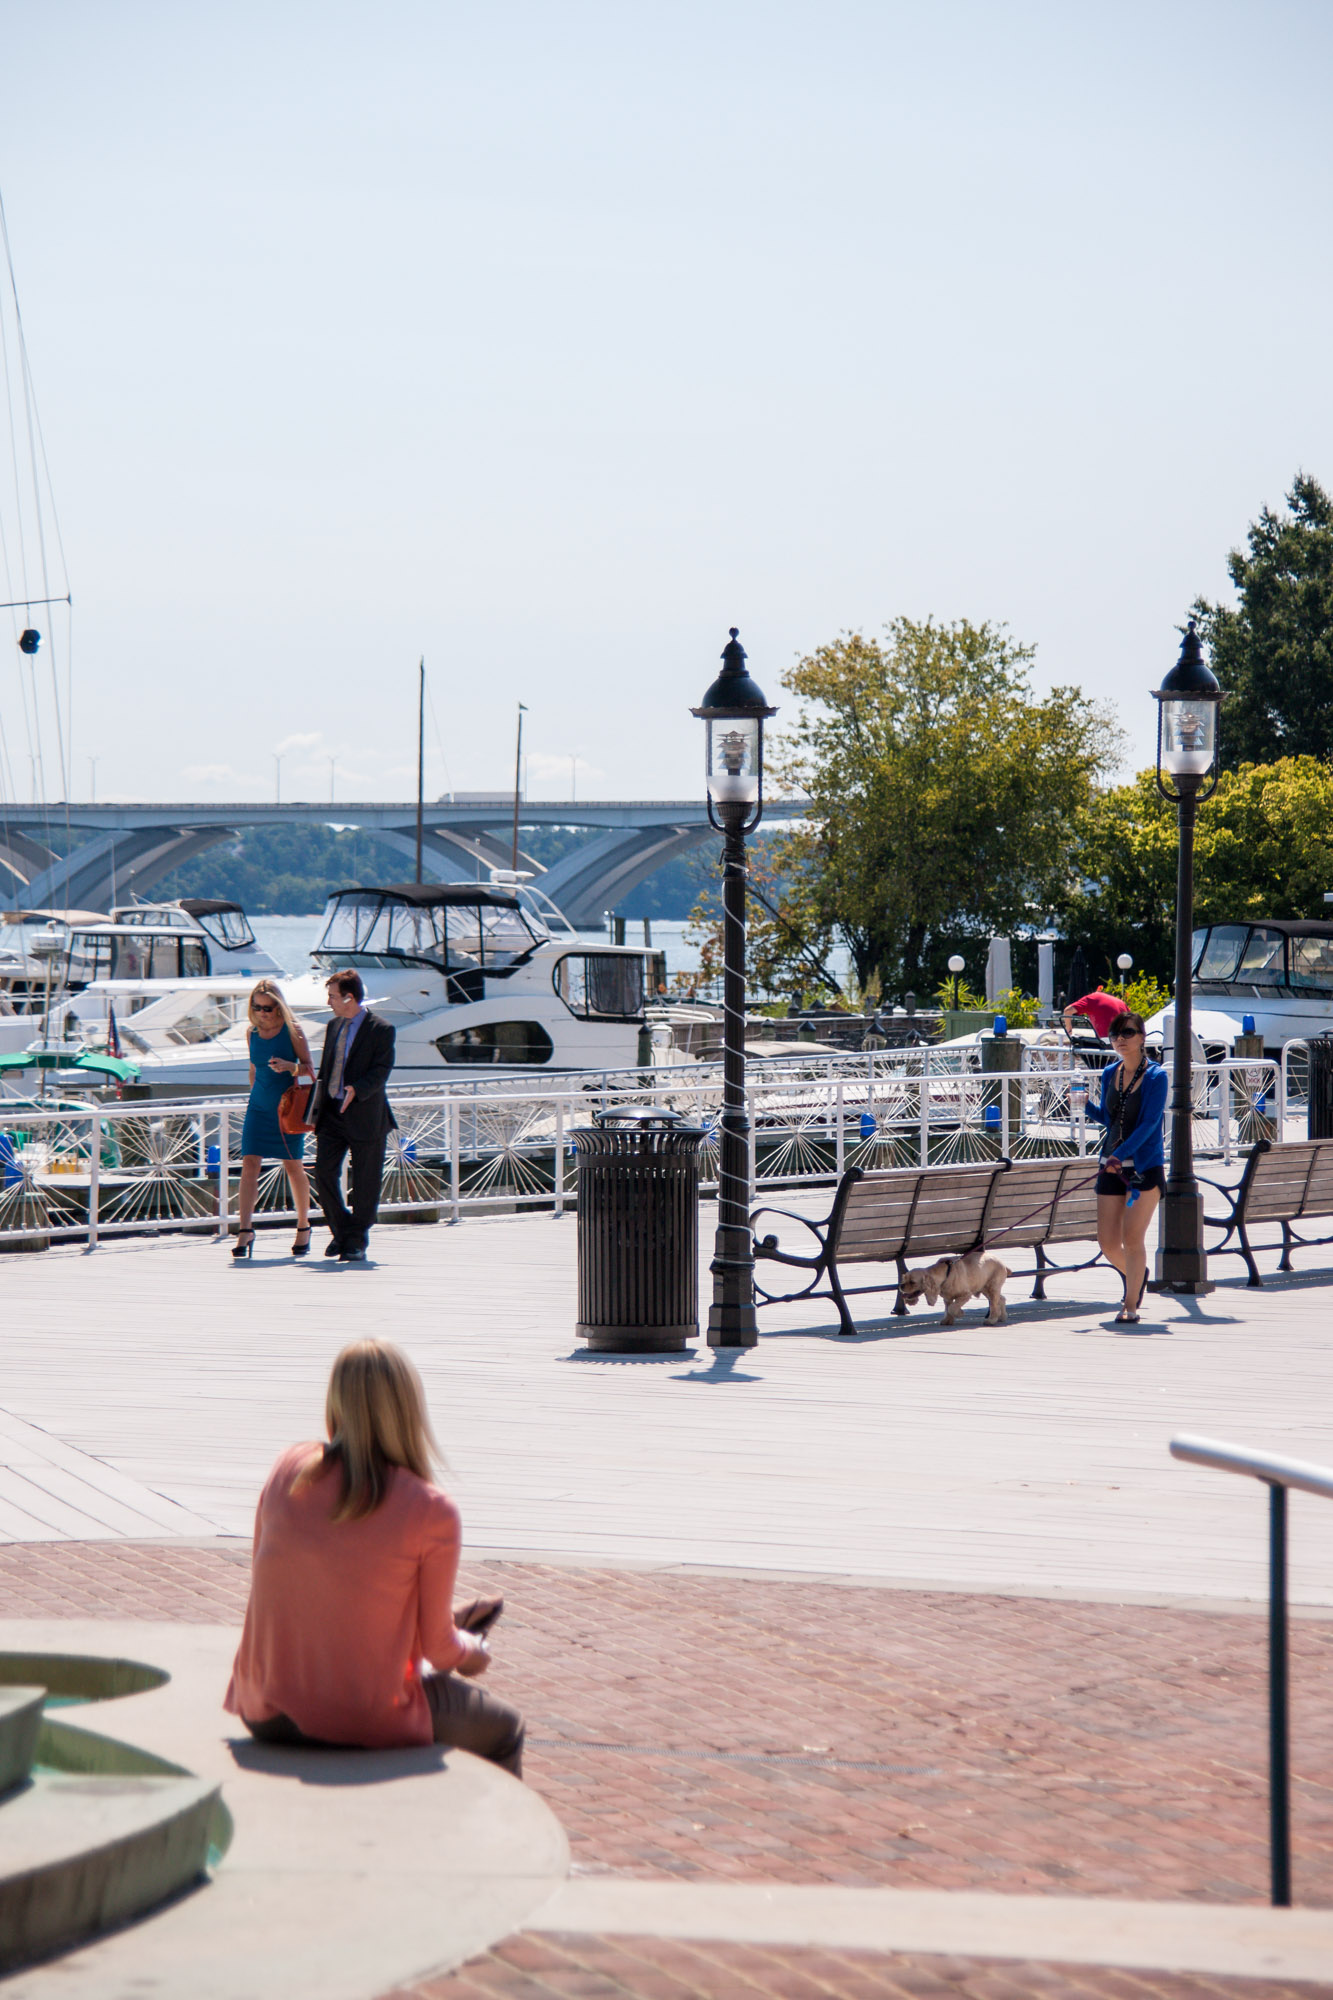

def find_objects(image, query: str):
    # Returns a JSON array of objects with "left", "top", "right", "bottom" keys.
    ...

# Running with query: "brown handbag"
[
  {"left": 278, "top": 1078, "right": 314, "bottom": 1134},
  {"left": 279, "top": 1036, "right": 316, "bottom": 1134}
]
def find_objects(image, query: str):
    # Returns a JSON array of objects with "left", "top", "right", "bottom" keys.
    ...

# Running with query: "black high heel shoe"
[
  {"left": 232, "top": 1228, "right": 255, "bottom": 1261},
  {"left": 292, "top": 1226, "right": 312, "bottom": 1259}
]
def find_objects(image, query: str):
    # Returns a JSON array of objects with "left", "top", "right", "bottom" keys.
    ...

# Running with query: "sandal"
[
  {"left": 231, "top": 1228, "right": 256, "bottom": 1262},
  {"left": 292, "top": 1227, "right": 312, "bottom": 1259}
]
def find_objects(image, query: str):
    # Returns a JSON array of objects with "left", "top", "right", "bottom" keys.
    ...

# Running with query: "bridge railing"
[{"left": 0, "top": 1047, "right": 1304, "bottom": 1251}]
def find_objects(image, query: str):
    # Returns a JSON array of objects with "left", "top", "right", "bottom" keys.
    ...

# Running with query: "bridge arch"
[{"left": 0, "top": 799, "right": 806, "bottom": 922}]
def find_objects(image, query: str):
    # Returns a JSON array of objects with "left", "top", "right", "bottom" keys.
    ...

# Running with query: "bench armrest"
[{"left": 750, "top": 1203, "right": 831, "bottom": 1272}]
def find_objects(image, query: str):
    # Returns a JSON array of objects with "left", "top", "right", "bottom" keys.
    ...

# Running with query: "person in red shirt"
[
  {"left": 226, "top": 1339, "right": 524, "bottom": 1772},
  {"left": 1062, "top": 988, "right": 1130, "bottom": 1041}
]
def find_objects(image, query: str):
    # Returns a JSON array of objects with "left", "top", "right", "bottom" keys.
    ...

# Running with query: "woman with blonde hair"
[
  {"left": 231, "top": 978, "right": 315, "bottom": 1259},
  {"left": 225, "top": 1340, "right": 523, "bottom": 1773}
]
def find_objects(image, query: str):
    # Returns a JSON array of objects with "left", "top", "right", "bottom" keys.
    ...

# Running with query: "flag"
[{"left": 106, "top": 1003, "right": 123, "bottom": 1061}]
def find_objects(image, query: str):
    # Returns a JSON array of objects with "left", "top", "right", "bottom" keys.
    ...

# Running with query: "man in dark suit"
[{"left": 312, "top": 968, "right": 397, "bottom": 1262}]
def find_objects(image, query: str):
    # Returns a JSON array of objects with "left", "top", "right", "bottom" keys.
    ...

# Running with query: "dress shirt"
[{"left": 330, "top": 1005, "right": 366, "bottom": 1106}]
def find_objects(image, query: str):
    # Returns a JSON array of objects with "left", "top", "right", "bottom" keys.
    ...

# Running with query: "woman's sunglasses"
[
  {"left": 253, "top": 1002, "right": 279, "bottom": 1015},
  {"left": 1109, "top": 1027, "right": 1142, "bottom": 1041}
]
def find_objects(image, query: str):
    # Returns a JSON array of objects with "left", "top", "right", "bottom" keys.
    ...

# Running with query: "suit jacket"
[{"left": 312, "top": 1008, "right": 398, "bottom": 1139}]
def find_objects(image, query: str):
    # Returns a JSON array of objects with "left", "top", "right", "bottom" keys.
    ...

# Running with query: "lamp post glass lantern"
[
  {"left": 692, "top": 628, "right": 776, "bottom": 1347},
  {"left": 948, "top": 954, "right": 966, "bottom": 1012},
  {"left": 1149, "top": 617, "right": 1223, "bottom": 1296}
]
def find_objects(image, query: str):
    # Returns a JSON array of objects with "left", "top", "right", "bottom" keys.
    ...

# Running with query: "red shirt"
[
  {"left": 225, "top": 1442, "right": 481, "bottom": 1747},
  {"left": 1071, "top": 990, "right": 1130, "bottom": 1038}
]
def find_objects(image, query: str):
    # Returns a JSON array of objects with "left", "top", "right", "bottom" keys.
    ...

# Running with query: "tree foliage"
[
  {"left": 769, "top": 621, "right": 1118, "bottom": 995},
  {"left": 1194, "top": 473, "right": 1333, "bottom": 769},
  {"left": 1060, "top": 756, "right": 1333, "bottom": 984}
]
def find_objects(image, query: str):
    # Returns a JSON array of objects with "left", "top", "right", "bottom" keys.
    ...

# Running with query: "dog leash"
[{"left": 979, "top": 1164, "right": 1104, "bottom": 1252}]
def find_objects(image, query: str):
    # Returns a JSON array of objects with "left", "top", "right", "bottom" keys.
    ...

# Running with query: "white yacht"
[
  {"left": 1146, "top": 919, "right": 1333, "bottom": 1057},
  {"left": 107, "top": 900, "right": 283, "bottom": 978},
  {"left": 301, "top": 881, "right": 655, "bottom": 1079},
  {"left": 8, "top": 882, "right": 658, "bottom": 1097},
  {"left": 0, "top": 901, "right": 280, "bottom": 1013}
]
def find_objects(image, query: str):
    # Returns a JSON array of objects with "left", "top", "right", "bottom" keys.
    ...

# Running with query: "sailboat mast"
[
  {"left": 511, "top": 703, "right": 527, "bottom": 872},
  {"left": 416, "top": 658, "right": 425, "bottom": 886}
]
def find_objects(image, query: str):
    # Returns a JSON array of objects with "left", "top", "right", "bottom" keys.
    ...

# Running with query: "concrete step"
[
  {"left": 0, "top": 1767, "right": 220, "bottom": 1974},
  {"left": 0, "top": 1687, "right": 44, "bottom": 1798}
]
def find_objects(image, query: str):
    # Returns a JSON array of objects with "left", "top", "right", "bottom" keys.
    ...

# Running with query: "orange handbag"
[{"left": 279, "top": 1073, "right": 315, "bottom": 1134}]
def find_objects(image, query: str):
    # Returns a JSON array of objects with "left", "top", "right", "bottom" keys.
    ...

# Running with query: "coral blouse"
[{"left": 224, "top": 1442, "right": 482, "bottom": 1748}]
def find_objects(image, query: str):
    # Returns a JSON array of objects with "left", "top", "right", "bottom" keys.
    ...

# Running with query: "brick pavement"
[
  {"left": 3, "top": 1541, "right": 1331, "bottom": 1910},
  {"left": 380, "top": 1931, "right": 1333, "bottom": 2000}
]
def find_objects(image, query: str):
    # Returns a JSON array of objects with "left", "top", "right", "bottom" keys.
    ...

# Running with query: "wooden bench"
[
  {"left": 752, "top": 1155, "right": 1103, "bottom": 1336},
  {"left": 1203, "top": 1137, "right": 1333, "bottom": 1286}
]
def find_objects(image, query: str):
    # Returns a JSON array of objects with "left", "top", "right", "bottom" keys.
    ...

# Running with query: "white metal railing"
[
  {"left": 1170, "top": 1434, "right": 1333, "bottom": 1907},
  {"left": 0, "top": 1044, "right": 1311, "bottom": 1250}
]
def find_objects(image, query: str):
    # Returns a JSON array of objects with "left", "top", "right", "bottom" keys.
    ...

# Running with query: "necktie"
[{"left": 329, "top": 1020, "right": 350, "bottom": 1103}]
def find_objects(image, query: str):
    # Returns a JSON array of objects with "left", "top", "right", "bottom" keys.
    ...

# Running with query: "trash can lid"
[{"left": 593, "top": 1104, "right": 698, "bottom": 1129}]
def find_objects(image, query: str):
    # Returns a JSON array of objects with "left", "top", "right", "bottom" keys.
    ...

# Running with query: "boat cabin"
[
  {"left": 312, "top": 884, "right": 549, "bottom": 1002},
  {"left": 110, "top": 899, "right": 261, "bottom": 956},
  {"left": 1193, "top": 921, "right": 1333, "bottom": 996}
]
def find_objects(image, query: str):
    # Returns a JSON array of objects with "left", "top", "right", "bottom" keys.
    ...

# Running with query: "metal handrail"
[{"left": 1170, "top": 1431, "right": 1333, "bottom": 1906}]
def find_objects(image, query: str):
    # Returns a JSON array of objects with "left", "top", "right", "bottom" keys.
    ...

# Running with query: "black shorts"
[{"left": 1096, "top": 1164, "right": 1166, "bottom": 1199}]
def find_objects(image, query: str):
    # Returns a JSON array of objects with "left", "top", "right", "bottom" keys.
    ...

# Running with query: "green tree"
[
  {"left": 677, "top": 838, "right": 838, "bottom": 1006},
  {"left": 770, "top": 621, "right": 1117, "bottom": 995},
  {"left": 1061, "top": 755, "right": 1333, "bottom": 984},
  {"left": 1194, "top": 473, "right": 1333, "bottom": 769}
]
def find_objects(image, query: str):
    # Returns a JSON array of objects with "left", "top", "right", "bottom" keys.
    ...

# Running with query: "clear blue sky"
[{"left": 1, "top": 0, "right": 1330, "bottom": 807}]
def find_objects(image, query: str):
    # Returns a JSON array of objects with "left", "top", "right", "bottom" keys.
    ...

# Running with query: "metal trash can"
[
  {"left": 573, "top": 1106, "right": 706, "bottom": 1351},
  {"left": 1308, "top": 1034, "right": 1333, "bottom": 1139}
]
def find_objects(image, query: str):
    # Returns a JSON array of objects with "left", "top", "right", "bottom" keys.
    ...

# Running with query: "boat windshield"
[
  {"left": 1195, "top": 925, "right": 1249, "bottom": 982},
  {"left": 1289, "top": 936, "right": 1333, "bottom": 992},
  {"left": 1236, "top": 927, "right": 1287, "bottom": 985},
  {"left": 189, "top": 907, "right": 256, "bottom": 951},
  {"left": 313, "top": 891, "right": 543, "bottom": 971}
]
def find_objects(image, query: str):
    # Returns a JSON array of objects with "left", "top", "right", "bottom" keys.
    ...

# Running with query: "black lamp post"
[
  {"left": 1149, "top": 617, "right": 1223, "bottom": 1296},
  {"left": 692, "top": 627, "right": 776, "bottom": 1348}
]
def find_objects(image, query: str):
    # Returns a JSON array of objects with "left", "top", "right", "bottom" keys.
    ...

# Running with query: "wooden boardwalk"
[{"left": 2, "top": 1208, "right": 1332, "bottom": 1604}]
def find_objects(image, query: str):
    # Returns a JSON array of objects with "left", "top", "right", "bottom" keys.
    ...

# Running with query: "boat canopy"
[
  {"left": 109, "top": 899, "right": 258, "bottom": 951},
  {"left": 1193, "top": 921, "right": 1333, "bottom": 994},
  {"left": 177, "top": 900, "right": 257, "bottom": 951},
  {"left": 312, "top": 885, "right": 547, "bottom": 973}
]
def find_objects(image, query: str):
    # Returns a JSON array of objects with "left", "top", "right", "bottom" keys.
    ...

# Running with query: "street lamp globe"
[
  {"left": 1117, "top": 953, "right": 1133, "bottom": 974},
  {"left": 1154, "top": 619, "right": 1222, "bottom": 796},
  {"left": 693, "top": 629, "right": 776, "bottom": 831},
  {"left": 947, "top": 955, "right": 966, "bottom": 976}
]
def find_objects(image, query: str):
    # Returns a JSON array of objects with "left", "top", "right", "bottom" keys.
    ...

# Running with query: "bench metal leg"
[
  {"left": 828, "top": 1260, "right": 859, "bottom": 1338},
  {"left": 892, "top": 1253, "right": 910, "bottom": 1318},
  {"left": 1032, "top": 1243, "right": 1049, "bottom": 1302},
  {"left": 1240, "top": 1221, "right": 1264, "bottom": 1287},
  {"left": 1278, "top": 1220, "right": 1294, "bottom": 1275}
]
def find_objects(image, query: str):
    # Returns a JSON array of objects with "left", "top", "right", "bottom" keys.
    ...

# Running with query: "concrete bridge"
[{"left": 0, "top": 797, "right": 807, "bottom": 926}]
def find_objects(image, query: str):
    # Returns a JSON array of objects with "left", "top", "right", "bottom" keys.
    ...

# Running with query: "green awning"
[{"left": 0, "top": 1050, "right": 139, "bottom": 1081}]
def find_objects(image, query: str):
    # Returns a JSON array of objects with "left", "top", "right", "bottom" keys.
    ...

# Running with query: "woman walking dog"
[
  {"left": 230, "top": 978, "right": 316, "bottom": 1260},
  {"left": 1086, "top": 1010, "right": 1168, "bottom": 1324}
]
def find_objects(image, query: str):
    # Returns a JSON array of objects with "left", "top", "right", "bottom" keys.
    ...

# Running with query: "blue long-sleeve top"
[{"left": 1085, "top": 1060, "right": 1168, "bottom": 1169}]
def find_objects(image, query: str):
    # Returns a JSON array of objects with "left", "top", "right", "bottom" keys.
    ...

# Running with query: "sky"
[{"left": 0, "top": 0, "right": 1330, "bottom": 809}]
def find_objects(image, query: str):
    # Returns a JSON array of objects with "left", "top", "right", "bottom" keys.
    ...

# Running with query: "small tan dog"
[{"left": 899, "top": 1249, "right": 1010, "bottom": 1326}]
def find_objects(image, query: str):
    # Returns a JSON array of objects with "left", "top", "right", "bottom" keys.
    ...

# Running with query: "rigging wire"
[
  {"left": 424, "top": 670, "right": 455, "bottom": 802},
  {"left": 0, "top": 183, "right": 73, "bottom": 904}
]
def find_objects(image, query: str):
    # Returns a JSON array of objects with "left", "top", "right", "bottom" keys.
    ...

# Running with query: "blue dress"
[{"left": 241, "top": 1021, "right": 307, "bottom": 1161}]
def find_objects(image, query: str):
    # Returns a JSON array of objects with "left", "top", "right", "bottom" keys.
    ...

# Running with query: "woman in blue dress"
[{"left": 232, "top": 979, "right": 316, "bottom": 1261}]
